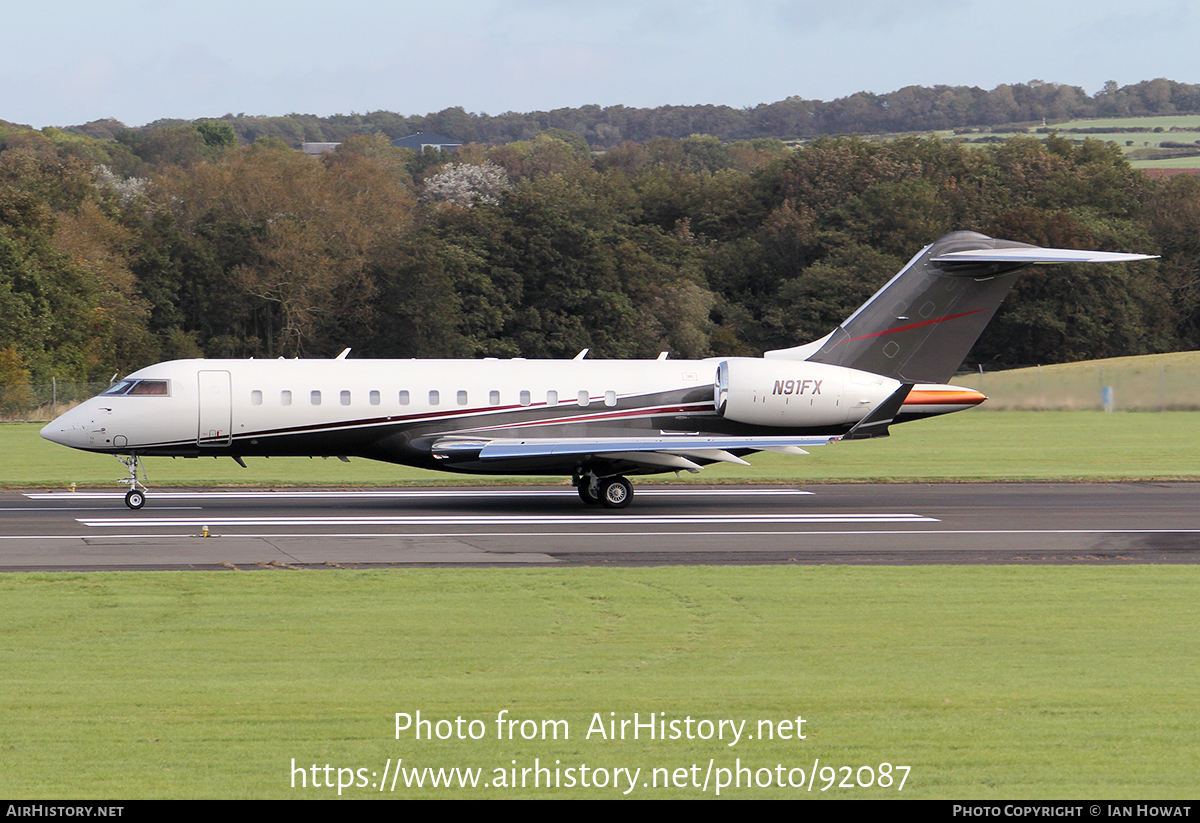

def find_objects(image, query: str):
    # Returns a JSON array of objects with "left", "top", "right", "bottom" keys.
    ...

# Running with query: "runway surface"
[{"left": 3, "top": 482, "right": 1199, "bottom": 570}]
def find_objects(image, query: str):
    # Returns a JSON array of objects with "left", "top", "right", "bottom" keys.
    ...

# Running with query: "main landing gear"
[
  {"left": 574, "top": 472, "right": 633, "bottom": 509},
  {"left": 115, "top": 454, "right": 148, "bottom": 509}
]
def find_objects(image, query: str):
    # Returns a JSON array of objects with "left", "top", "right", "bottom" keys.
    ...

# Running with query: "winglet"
[{"left": 842, "top": 384, "right": 915, "bottom": 440}]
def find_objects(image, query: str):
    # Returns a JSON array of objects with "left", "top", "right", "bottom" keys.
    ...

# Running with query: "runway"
[{"left": 3, "top": 482, "right": 1199, "bottom": 569}]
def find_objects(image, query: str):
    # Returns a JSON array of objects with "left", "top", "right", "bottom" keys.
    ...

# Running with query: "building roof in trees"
[{"left": 392, "top": 132, "right": 463, "bottom": 151}]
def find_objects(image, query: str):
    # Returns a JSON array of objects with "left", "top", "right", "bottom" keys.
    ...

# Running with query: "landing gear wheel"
[
  {"left": 600, "top": 476, "right": 633, "bottom": 509},
  {"left": 115, "top": 454, "right": 149, "bottom": 510},
  {"left": 578, "top": 480, "right": 600, "bottom": 505}
]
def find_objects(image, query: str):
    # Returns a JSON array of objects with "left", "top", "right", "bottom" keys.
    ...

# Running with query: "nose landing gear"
[{"left": 115, "top": 454, "right": 148, "bottom": 509}]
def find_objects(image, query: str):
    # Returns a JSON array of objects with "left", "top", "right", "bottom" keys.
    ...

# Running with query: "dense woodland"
[
  {"left": 15, "top": 78, "right": 1200, "bottom": 152},
  {"left": 3, "top": 79, "right": 1200, "bottom": 407}
]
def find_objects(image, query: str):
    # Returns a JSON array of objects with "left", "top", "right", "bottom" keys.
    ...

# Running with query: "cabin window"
[
  {"left": 489, "top": 390, "right": 500, "bottom": 406},
  {"left": 311, "top": 390, "right": 322, "bottom": 405},
  {"left": 340, "top": 390, "right": 351, "bottom": 406},
  {"left": 457, "top": 390, "right": 468, "bottom": 405},
  {"left": 604, "top": 390, "right": 617, "bottom": 407},
  {"left": 429, "top": 390, "right": 440, "bottom": 405},
  {"left": 281, "top": 390, "right": 292, "bottom": 405},
  {"left": 546, "top": 390, "right": 558, "bottom": 406},
  {"left": 399, "top": 390, "right": 410, "bottom": 405},
  {"left": 577, "top": 390, "right": 590, "bottom": 407},
  {"left": 369, "top": 390, "right": 380, "bottom": 406},
  {"left": 519, "top": 390, "right": 531, "bottom": 406},
  {"left": 251, "top": 390, "right": 262, "bottom": 406}
]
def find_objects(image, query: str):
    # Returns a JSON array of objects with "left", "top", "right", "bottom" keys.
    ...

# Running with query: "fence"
[
  {"left": 0, "top": 381, "right": 112, "bottom": 422},
  {"left": 954, "top": 353, "right": 1200, "bottom": 411}
]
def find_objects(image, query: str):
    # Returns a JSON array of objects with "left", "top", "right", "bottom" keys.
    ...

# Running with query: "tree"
[
  {"left": 0, "top": 346, "right": 35, "bottom": 416},
  {"left": 194, "top": 120, "right": 238, "bottom": 152},
  {"left": 157, "top": 142, "right": 417, "bottom": 356},
  {"left": 421, "top": 162, "right": 511, "bottom": 207}
]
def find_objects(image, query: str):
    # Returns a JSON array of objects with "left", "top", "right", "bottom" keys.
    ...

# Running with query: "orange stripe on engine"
[{"left": 904, "top": 390, "right": 987, "bottom": 406}]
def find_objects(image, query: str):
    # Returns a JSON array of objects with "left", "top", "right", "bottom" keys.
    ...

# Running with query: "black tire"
[
  {"left": 578, "top": 481, "right": 600, "bottom": 505},
  {"left": 600, "top": 477, "right": 633, "bottom": 509},
  {"left": 125, "top": 489, "right": 146, "bottom": 510}
]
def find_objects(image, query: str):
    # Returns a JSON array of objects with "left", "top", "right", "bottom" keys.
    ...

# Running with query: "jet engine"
[{"left": 714, "top": 359, "right": 900, "bottom": 428}]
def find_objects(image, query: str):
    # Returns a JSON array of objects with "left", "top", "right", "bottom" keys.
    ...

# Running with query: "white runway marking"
[
  {"left": 2, "top": 507, "right": 202, "bottom": 512},
  {"left": 5, "top": 529, "right": 1200, "bottom": 542},
  {"left": 27, "top": 489, "right": 813, "bottom": 501},
  {"left": 77, "top": 513, "right": 937, "bottom": 527}
]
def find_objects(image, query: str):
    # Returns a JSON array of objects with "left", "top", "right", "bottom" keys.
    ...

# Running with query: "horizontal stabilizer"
[{"left": 931, "top": 248, "right": 1157, "bottom": 265}]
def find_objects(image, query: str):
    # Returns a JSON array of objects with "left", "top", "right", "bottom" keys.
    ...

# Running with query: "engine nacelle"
[{"left": 715, "top": 359, "right": 900, "bottom": 428}]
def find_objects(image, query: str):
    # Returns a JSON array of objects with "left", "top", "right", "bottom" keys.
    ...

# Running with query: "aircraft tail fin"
[{"left": 768, "top": 231, "right": 1155, "bottom": 384}]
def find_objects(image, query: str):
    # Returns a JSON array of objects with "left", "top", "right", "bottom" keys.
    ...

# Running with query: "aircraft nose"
[
  {"left": 41, "top": 419, "right": 81, "bottom": 448},
  {"left": 40, "top": 404, "right": 98, "bottom": 450}
]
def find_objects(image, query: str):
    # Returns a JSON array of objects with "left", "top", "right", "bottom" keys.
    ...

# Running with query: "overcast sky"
[{"left": 3, "top": 0, "right": 1196, "bottom": 128}]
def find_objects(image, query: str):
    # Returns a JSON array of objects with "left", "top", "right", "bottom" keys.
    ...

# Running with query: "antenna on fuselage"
[
  {"left": 573, "top": 349, "right": 589, "bottom": 360},
  {"left": 335, "top": 348, "right": 351, "bottom": 360}
]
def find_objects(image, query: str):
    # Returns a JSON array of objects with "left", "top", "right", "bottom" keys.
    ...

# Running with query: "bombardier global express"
[{"left": 40, "top": 231, "right": 1156, "bottom": 509}]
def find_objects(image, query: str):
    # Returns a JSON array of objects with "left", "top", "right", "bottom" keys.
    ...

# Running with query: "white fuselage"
[{"left": 40, "top": 357, "right": 981, "bottom": 475}]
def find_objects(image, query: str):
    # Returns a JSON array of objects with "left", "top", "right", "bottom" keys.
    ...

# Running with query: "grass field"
[
  {"left": 930, "top": 114, "right": 1200, "bottom": 169},
  {"left": 1129, "top": 155, "right": 1200, "bottom": 170},
  {"left": 2, "top": 566, "right": 1197, "bottom": 799},
  {"left": 955, "top": 350, "right": 1200, "bottom": 412},
  {"left": 1042, "top": 115, "right": 1200, "bottom": 131},
  {"left": 7, "top": 408, "right": 1200, "bottom": 489}
]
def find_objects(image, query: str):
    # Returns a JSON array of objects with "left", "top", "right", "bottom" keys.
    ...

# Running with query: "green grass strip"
[
  {"left": 7, "top": 410, "right": 1200, "bottom": 488},
  {"left": 0, "top": 567, "right": 1196, "bottom": 798}
]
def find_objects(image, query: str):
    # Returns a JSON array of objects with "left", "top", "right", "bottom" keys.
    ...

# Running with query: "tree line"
[
  {"left": 2, "top": 122, "right": 1199, "bottom": 407},
  {"left": 12, "top": 78, "right": 1200, "bottom": 156}
]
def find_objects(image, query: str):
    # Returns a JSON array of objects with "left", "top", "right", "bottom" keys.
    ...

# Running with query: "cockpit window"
[
  {"left": 128, "top": 380, "right": 170, "bottom": 395},
  {"left": 101, "top": 379, "right": 170, "bottom": 397}
]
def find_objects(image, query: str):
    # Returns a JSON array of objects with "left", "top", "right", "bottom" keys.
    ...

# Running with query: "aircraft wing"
[{"left": 432, "top": 434, "right": 838, "bottom": 473}]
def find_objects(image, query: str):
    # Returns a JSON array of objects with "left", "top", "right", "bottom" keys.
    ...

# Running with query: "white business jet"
[{"left": 40, "top": 231, "right": 1155, "bottom": 509}]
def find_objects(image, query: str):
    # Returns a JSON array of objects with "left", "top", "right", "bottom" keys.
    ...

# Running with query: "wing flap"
[
  {"left": 762, "top": 445, "right": 810, "bottom": 455},
  {"left": 594, "top": 451, "right": 704, "bottom": 472},
  {"left": 663, "top": 448, "right": 752, "bottom": 466}
]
